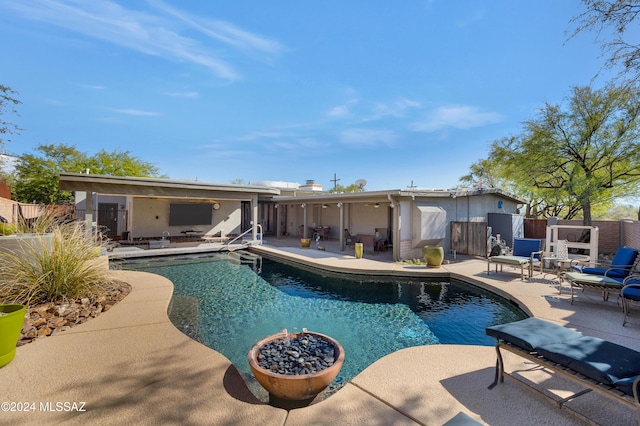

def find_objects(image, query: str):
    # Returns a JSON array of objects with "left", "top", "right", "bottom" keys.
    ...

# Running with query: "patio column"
[
  {"left": 276, "top": 204, "right": 281, "bottom": 239},
  {"left": 339, "top": 202, "right": 345, "bottom": 251},
  {"left": 252, "top": 194, "right": 258, "bottom": 240},
  {"left": 85, "top": 191, "right": 94, "bottom": 239},
  {"left": 303, "top": 204, "right": 308, "bottom": 238}
]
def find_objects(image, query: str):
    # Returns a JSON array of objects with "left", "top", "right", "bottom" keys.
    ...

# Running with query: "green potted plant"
[{"left": 0, "top": 304, "right": 26, "bottom": 368}]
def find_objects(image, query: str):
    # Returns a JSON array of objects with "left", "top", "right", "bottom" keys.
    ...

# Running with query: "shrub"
[{"left": 0, "top": 220, "right": 114, "bottom": 306}]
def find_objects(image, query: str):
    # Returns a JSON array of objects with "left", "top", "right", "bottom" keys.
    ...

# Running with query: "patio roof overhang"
[
  {"left": 58, "top": 172, "right": 280, "bottom": 201},
  {"left": 273, "top": 187, "right": 527, "bottom": 205}
]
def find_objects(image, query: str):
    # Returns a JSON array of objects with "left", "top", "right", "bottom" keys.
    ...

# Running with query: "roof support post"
[
  {"left": 85, "top": 191, "right": 94, "bottom": 240},
  {"left": 339, "top": 203, "right": 345, "bottom": 251},
  {"left": 251, "top": 194, "right": 258, "bottom": 241}
]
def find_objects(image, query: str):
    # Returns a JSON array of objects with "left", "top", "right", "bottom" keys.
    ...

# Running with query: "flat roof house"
[{"left": 59, "top": 173, "right": 526, "bottom": 261}]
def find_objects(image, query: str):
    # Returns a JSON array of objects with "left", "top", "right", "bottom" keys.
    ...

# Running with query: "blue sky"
[{"left": 0, "top": 0, "right": 617, "bottom": 191}]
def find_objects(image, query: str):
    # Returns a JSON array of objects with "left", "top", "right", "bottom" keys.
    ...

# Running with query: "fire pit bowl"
[{"left": 248, "top": 328, "right": 344, "bottom": 408}]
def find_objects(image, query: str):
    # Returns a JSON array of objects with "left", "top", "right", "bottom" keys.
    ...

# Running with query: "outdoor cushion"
[
  {"left": 535, "top": 336, "right": 640, "bottom": 395},
  {"left": 486, "top": 317, "right": 582, "bottom": 352},
  {"left": 612, "top": 375, "right": 640, "bottom": 397},
  {"left": 511, "top": 238, "right": 542, "bottom": 258},
  {"left": 573, "top": 247, "right": 638, "bottom": 278},
  {"left": 622, "top": 285, "right": 640, "bottom": 302},
  {"left": 564, "top": 272, "right": 623, "bottom": 287},
  {"left": 487, "top": 255, "right": 529, "bottom": 265}
]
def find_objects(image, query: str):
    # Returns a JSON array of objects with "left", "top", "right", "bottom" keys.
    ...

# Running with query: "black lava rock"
[{"left": 257, "top": 334, "right": 336, "bottom": 375}]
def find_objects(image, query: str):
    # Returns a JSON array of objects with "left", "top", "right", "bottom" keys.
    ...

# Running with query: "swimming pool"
[{"left": 118, "top": 252, "right": 527, "bottom": 395}]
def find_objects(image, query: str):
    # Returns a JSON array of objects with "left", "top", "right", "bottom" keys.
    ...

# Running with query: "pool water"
[{"left": 119, "top": 252, "right": 527, "bottom": 393}]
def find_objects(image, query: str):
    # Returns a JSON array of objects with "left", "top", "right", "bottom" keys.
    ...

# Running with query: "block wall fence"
[{"left": 543, "top": 219, "right": 640, "bottom": 256}]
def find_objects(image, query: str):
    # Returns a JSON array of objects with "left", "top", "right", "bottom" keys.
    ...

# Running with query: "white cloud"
[
  {"left": 149, "top": 0, "right": 283, "bottom": 59},
  {"left": 164, "top": 91, "right": 200, "bottom": 99},
  {"left": 328, "top": 105, "right": 351, "bottom": 118},
  {"left": 410, "top": 105, "right": 503, "bottom": 132},
  {"left": 339, "top": 128, "right": 399, "bottom": 147},
  {"left": 327, "top": 97, "right": 359, "bottom": 119},
  {"left": 112, "top": 108, "right": 162, "bottom": 116},
  {"left": 370, "top": 98, "right": 422, "bottom": 119},
  {"left": 3, "top": 0, "right": 283, "bottom": 81}
]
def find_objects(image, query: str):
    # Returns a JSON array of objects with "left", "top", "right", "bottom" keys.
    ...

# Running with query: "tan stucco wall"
[{"left": 130, "top": 198, "right": 242, "bottom": 239}]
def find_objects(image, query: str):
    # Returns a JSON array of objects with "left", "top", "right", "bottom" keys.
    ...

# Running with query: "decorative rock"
[
  {"left": 256, "top": 333, "right": 337, "bottom": 376},
  {"left": 16, "top": 281, "right": 131, "bottom": 346},
  {"left": 37, "top": 326, "right": 52, "bottom": 337}
]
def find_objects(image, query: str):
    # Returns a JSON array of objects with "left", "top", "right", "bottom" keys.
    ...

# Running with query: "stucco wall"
[
  {"left": 397, "top": 194, "right": 520, "bottom": 261},
  {"left": 130, "top": 198, "right": 242, "bottom": 240}
]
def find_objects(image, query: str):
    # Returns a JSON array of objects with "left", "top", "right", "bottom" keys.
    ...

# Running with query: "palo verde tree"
[
  {"left": 12, "top": 143, "right": 162, "bottom": 204},
  {"left": 0, "top": 85, "right": 21, "bottom": 145},
  {"left": 570, "top": 0, "right": 640, "bottom": 83},
  {"left": 460, "top": 152, "right": 584, "bottom": 219},
  {"left": 478, "top": 84, "right": 640, "bottom": 226}
]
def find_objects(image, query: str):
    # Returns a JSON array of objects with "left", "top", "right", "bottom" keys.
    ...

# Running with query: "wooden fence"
[{"left": 451, "top": 221, "right": 488, "bottom": 257}]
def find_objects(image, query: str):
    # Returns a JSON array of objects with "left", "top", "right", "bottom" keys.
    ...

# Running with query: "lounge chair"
[
  {"left": 486, "top": 317, "right": 640, "bottom": 424},
  {"left": 563, "top": 271, "right": 623, "bottom": 304},
  {"left": 571, "top": 246, "right": 639, "bottom": 279},
  {"left": 487, "top": 238, "right": 543, "bottom": 280},
  {"left": 563, "top": 249, "right": 639, "bottom": 304},
  {"left": 622, "top": 274, "right": 640, "bottom": 326}
]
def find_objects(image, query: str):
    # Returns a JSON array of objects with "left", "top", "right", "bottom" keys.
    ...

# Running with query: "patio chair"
[
  {"left": 344, "top": 229, "right": 356, "bottom": 248},
  {"left": 358, "top": 234, "right": 376, "bottom": 254},
  {"left": 571, "top": 247, "right": 639, "bottom": 279},
  {"left": 374, "top": 228, "right": 388, "bottom": 251},
  {"left": 621, "top": 274, "right": 640, "bottom": 326},
  {"left": 487, "top": 238, "right": 543, "bottom": 280}
]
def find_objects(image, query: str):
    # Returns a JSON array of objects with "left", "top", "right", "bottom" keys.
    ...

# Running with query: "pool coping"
[{"left": 1, "top": 247, "right": 638, "bottom": 425}]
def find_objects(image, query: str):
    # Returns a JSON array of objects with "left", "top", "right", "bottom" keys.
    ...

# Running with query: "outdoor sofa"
[{"left": 486, "top": 317, "right": 640, "bottom": 424}]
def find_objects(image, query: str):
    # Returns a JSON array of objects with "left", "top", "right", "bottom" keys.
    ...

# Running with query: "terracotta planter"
[
  {"left": 423, "top": 246, "right": 444, "bottom": 268},
  {"left": 354, "top": 242, "right": 363, "bottom": 259},
  {"left": 248, "top": 329, "right": 345, "bottom": 409},
  {"left": 0, "top": 304, "right": 26, "bottom": 368},
  {"left": 300, "top": 238, "right": 311, "bottom": 248}
]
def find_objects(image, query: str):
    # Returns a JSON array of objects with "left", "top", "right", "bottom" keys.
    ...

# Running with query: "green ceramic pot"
[
  {"left": 300, "top": 238, "right": 311, "bottom": 248},
  {"left": 0, "top": 304, "right": 26, "bottom": 368},
  {"left": 423, "top": 246, "right": 444, "bottom": 268}
]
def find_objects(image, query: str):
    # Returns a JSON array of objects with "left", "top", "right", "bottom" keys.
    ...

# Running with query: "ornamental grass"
[{"left": 0, "top": 218, "right": 114, "bottom": 306}]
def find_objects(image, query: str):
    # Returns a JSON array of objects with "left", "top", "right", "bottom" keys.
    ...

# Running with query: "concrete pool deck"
[{"left": 2, "top": 244, "right": 639, "bottom": 425}]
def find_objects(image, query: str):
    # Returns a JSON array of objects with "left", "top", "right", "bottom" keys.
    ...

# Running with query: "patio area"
[{"left": 2, "top": 245, "right": 639, "bottom": 425}]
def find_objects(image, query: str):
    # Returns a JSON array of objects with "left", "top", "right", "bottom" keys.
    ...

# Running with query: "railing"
[{"left": 227, "top": 224, "right": 263, "bottom": 249}]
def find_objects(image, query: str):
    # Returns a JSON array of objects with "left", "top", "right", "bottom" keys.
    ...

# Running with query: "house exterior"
[
  {"left": 58, "top": 173, "right": 280, "bottom": 242},
  {"left": 59, "top": 173, "right": 526, "bottom": 260},
  {"left": 271, "top": 188, "right": 526, "bottom": 260}
]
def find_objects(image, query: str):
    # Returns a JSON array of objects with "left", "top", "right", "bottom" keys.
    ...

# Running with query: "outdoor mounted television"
[{"left": 169, "top": 203, "right": 212, "bottom": 226}]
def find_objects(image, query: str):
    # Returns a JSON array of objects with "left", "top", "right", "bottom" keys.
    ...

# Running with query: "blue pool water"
[{"left": 119, "top": 252, "right": 527, "bottom": 391}]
